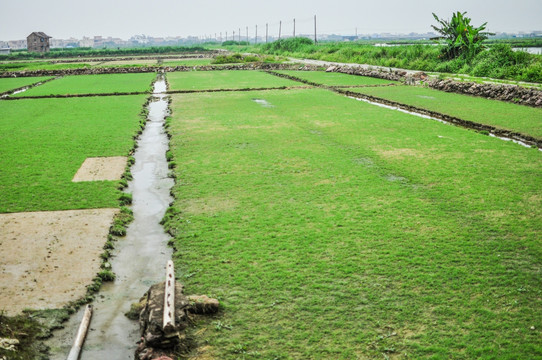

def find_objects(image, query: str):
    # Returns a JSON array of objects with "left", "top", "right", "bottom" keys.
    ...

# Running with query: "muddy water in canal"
[{"left": 47, "top": 75, "right": 173, "bottom": 359}]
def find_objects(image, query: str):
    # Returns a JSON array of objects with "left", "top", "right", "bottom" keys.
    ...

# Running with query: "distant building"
[
  {"left": 27, "top": 32, "right": 52, "bottom": 52},
  {"left": 0, "top": 48, "right": 10, "bottom": 55}
]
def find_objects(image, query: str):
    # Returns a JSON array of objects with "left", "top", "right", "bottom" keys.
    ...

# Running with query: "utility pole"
[
  {"left": 233, "top": 30, "right": 235, "bottom": 43},
  {"left": 220, "top": 32, "right": 222, "bottom": 42},
  {"left": 226, "top": 31, "right": 228, "bottom": 41},
  {"left": 266, "top": 23, "right": 268, "bottom": 43},
  {"left": 293, "top": 18, "right": 296, "bottom": 37},
  {"left": 239, "top": 28, "right": 241, "bottom": 42},
  {"left": 246, "top": 26, "right": 249, "bottom": 43},
  {"left": 355, "top": 27, "right": 358, "bottom": 38},
  {"left": 255, "top": 25, "right": 258, "bottom": 44},
  {"left": 314, "top": 15, "right": 317, "bottom": 43},
  {"left": 279, "top": 21, "right": 282, "bottom": 40}
]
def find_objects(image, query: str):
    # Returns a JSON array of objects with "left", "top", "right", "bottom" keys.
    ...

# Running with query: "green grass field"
[
  {"left": 0, "top": 61, "right": 92, "bottom": 73},
  {"left": 166, "top": 70, "right": 300, "bottom": 91},
  {"left": 166, "top": 88, "right": 541, "bottom": 359},
  {"left": 0, "top": 95, "right": 147, "bottom": 213},
  {"left": 12, "top": 72, "right": 156, "bottom": 96},
  {"left": 349, "top": 85, "right": 542, "bottom": 139},
  {"left": 162, "top": 58, "right": 213, "bottom": 66},
  {"left": 0, "top": 76, "right": 53, "bottom": 94},
  {"left": 274, "top": 70, "right": 399, "bottom": 86}
]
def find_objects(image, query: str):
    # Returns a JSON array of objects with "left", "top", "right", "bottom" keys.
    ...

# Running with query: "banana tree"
[{"left": 432, "top": 11, "right": 494, "bottom": 60}]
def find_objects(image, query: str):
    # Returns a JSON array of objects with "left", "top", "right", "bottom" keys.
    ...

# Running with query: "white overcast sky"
[{"left": 1, "top": 0, "right": 541, "bottom": 40}]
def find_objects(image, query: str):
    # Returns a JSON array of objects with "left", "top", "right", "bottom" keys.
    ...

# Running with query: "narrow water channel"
[{"left": 47, "top": 75, "right": 173, "bottom": 359}]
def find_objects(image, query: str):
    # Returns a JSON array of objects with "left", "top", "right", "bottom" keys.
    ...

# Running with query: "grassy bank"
[
  {"left": 165, "top": 83, "right": 541, "bottom": 358},
  {"left": 247, "top": 39, "right": 542, "bottom": 83}
]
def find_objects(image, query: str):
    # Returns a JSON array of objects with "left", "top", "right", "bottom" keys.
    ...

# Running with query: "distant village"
[{"left": 1, "top": 30, "right": 542, "bottom": 53}]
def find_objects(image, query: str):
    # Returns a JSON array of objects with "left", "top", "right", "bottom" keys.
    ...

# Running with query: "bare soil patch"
[
  {"left": 72, "top": 156, "right": 127, "bottom": 182},
  {"left": 0, "top": 208, "right": 118, "bottom": 315}
]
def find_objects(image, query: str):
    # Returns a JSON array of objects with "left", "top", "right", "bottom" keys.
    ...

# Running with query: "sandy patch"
[
  {"left": 72, "top": 156, "right": 127, "bottom": 182},
  {"left": 0, "top": 208, "right": 118, "bottom": 315}
]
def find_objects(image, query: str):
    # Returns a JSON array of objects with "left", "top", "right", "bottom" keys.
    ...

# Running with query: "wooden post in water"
[
  {"left": 163, "top": 260, "right": 175, "bottom": 331},
  {"left": 66, "top": 304, "right": 92, "bottom": 360}
]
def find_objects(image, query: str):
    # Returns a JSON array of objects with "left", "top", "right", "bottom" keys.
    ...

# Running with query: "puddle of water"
[
  {"left": 1, "top": 86, "right": 30, "bottom": 98},
  {"left": 348, "top": 96, "right": 538, "bottom": 150},
  {"left": 46, "top": 75, "right": 173, "bottom": 359},
  {"left": 253, "top": 98, "right": 274, "bottom": 108},
  {"left": 349, "top": 96, "right": 449, "bottom": 124},
  {"left": 489, "top": 133, "right": 536, "bottom": 150}
]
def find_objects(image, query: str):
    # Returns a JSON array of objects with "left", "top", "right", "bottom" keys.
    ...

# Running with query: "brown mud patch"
[
  {"left": 0, "top": 208, "right": 118, "bottom": 315},
  {"left": 72, "top": 156, "right": 127, "bottom": 182}
]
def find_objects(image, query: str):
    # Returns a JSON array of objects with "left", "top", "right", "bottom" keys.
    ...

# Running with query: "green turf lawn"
[
  {"left": 12, "top": 72, "right": 156, "bottom": 96},
  {"left": 0, "top": 61, "right": 92, "bottom": 73},
  {"left": 165, "top": 88, "right": 541, "bottom": 359},
  {"left": 349, "top": 85, "right": 542, "bottom": 139},
  {"left": 275, "top": 70, "right": 399, "bottom": 86},
  {"left": 162, "top": 59, "right": 213, "bottom": 66},
  {"left": 0, "top": 95, "right": 147, "bottom": 213},
  {"left": 166, "top": 70, "right": 300, "bottom": 91},
  {"left": 0, "top": 76, "right": 53, "bottom": 94}
]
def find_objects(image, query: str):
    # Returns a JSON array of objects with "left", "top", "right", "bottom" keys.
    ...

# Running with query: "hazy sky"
[{"left": 1, "top": 0, "right": 541, "bottom": 40}]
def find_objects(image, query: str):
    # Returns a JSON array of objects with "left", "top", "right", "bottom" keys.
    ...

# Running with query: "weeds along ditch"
[{"left": 162, "top": 70, "right": 541, "bottom": 358}]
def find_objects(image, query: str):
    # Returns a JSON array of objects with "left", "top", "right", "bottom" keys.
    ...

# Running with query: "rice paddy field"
[
  {"left": 0, "top": 95, "right": 147, "bottom": 212},
  {"left": 274, "top": 70, "right": 399, "bottom": 86},
  {"left": 349, "top": 85, "right": 542, "bottom": 138},
  {"left": 11, "top": 72, "right": 155, "bottom": 96},
  {"left": 166, "top": 70, "right": 300, "bottom": 91},
  {"left": 163, "top": 71, "right": 541, "bottom": 359},
  {"left": 0, "top": 76, "right": 53, "bottom": 94},
  {"left": 0, "top": 66, "right": 540, "bottom": 359}
]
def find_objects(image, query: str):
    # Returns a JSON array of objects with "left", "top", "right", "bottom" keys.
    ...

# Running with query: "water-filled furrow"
[{"left": 47, "top": 75, "right": 173, "bottom": 359}]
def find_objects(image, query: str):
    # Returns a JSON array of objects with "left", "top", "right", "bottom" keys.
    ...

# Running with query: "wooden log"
[
  {"left": 163, "top": 260, "right": 175, "bottom": 332},
  {"left": 66, "top": 304, "right": 92, "bottom": 360}
]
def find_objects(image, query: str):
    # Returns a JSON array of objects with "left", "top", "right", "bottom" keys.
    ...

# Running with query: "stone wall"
[{"left": 425, "top": 79, "right": 542, "bottom": 107}]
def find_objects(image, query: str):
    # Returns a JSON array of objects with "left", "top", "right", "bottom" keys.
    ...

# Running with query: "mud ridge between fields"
[
  {"left": 267, "top": 70, "right": 542, "bottom": 149},
  {"left": 0, "top": 86, "right": 313, "bottom": 100}
]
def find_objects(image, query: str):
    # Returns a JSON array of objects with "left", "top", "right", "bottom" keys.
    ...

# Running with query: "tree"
[{"left": 432, "top": 12, "right": 494, "bottom": 60}]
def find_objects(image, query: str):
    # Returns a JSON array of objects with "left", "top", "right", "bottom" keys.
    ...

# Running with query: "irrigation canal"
[{"left": 47, "top": 75, "right": 173, "bottom": 359}]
